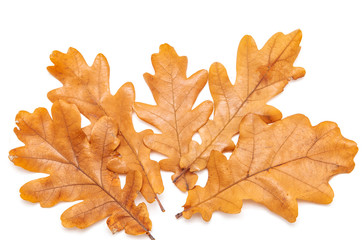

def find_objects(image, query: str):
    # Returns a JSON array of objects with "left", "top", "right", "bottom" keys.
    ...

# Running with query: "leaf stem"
[
  {"left": 155, "top": 195, "right": 165, "bottom": 212},
  {"left": 175, "top": 212, "right": 183, "bottom": 219},
  {"left": 146, "top": 231, "right": 155, "bottom": 240}
]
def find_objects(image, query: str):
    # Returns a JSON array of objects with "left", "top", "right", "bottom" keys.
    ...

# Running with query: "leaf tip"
[
  {"left": 46, "top": 65, "right": 54, "bottom": 72},
  {"left": 154, "top": 43, "right": 185, "bottom": 63},
  {"left": 292, "top": 67, "right": 306, "bottom": 80},
  {"left": 121, "top": 81, "right": 135, "bottom": 91},
  {"left": 93, "top": 52, "right": 109, "bottom": 67},
  {"left": 209, "top": 62, "right": 226, "bottom": 74},
  {"left": 239, "top": 34, "right": 257, "bottom": 49},
  {"left": 120, "top": 81, "right": 136, "bottom": 99},
  {"left": 159, "top": 43, "right": 174, "bottom": 52},
  {"left": 8, "top": 154, "right": 17, "bottom": 162},
  {"left": 287, "top": 29, "right": 303, "bottom": 42},
  {"left": 143, "top": 72, "right": 154, "bottom": 83},
  {"left": 67, "top": 47, "right": 79, "bottom": 55}
]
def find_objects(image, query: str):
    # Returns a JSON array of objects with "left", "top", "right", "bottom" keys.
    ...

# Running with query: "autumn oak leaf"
[
  {"left": 9, "top": 101, "right": 154, "bottom": 238},
  {"left": 133, "top": 44, "right": 213, "bottom": 192},
  {"left": 175, "top": 30, "right": 306, "bottom": 187},
  {"left": 178, "top": 114, "right": 358, "bottom": 222},
  {"left": 47, "top": 49, "right": 164, "bottom": 210}
]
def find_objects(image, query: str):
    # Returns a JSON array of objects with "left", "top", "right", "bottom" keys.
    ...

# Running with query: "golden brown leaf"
[
  {"left": 9, "top": 101, "right": 153, "bottom": 238},
  {"left": 178, "top": 114, "right": 358, "bottom": 222},
  {"left": 133, "top": 44, "right": 213, "bottom": 192},
  {"left": 47, "top": 48, "right": 164, "bottom": 209},
  {"left": 175, "top": 30, "right": 306, "bottom": 187}
]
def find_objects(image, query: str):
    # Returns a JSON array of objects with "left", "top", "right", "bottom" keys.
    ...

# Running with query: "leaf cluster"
[{"left": 9, "top": 30, "right": 358, "bottom": 239}]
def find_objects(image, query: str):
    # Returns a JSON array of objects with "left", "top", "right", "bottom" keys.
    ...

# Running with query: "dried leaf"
[
  {"left": 134, "top": 44, "right": 213, "bottom": 192},
  {"left": 175, "top": 30, "right": 306, "bottom": 187},
  {"left": 47, "top": 48, "right": 164, "bottom": 209},
  {"left": 9, "top": 101, "right": 153, "bottom": 238},
  {"left": 10, "top": 30, "right": 358, "bottom": 239},
  {"left": 178, "top": 114, "right": 358, "bottom": 222}
]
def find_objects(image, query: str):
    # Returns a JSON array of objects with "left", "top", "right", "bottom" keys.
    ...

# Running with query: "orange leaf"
[
  {"left": 175, "top": 30, "right": 306, "bottom": 187},
  {"left": 134, "top": 44, "right": 213, "bottom": 192},
  {"left": 9, "top": 101, "right": 153, "bottom": 238},
  {"left": 47, "top": 48, "right": 164, "bottom": 210},
  {"left": 178, "top": 114, "right": 358, "bottom": 222}
]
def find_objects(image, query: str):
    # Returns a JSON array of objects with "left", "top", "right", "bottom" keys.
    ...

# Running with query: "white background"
[{"left": 1, "top": 0, "right": 363, "bottom": 239}]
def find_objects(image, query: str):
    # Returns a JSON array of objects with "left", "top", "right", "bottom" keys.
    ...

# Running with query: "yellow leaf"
[
  {"left": 179, "top": 114, "right": 357, "bottom": 222},
  {"left": 9, "top": 101, "right": 153, "bottom": 237},
  {"left": 134, "top": 44, "right": 213, "bottom": 192}
]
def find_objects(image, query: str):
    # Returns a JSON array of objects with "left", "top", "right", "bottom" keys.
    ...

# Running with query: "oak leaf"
[
  {"left": 133, "top": 44, "right": 213, "bottom": 192},
  {"left": 47, "top": 48, "right": 164, "bottom": 210},
  {"left": 9, "top": 101, "right": 154, "bottom": 238},
  {"left": 174, "top": 30, "right": 306, "bottom": 187},
  {"left": 178, "top": 114, "right": 358, "bottom": 222}
]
